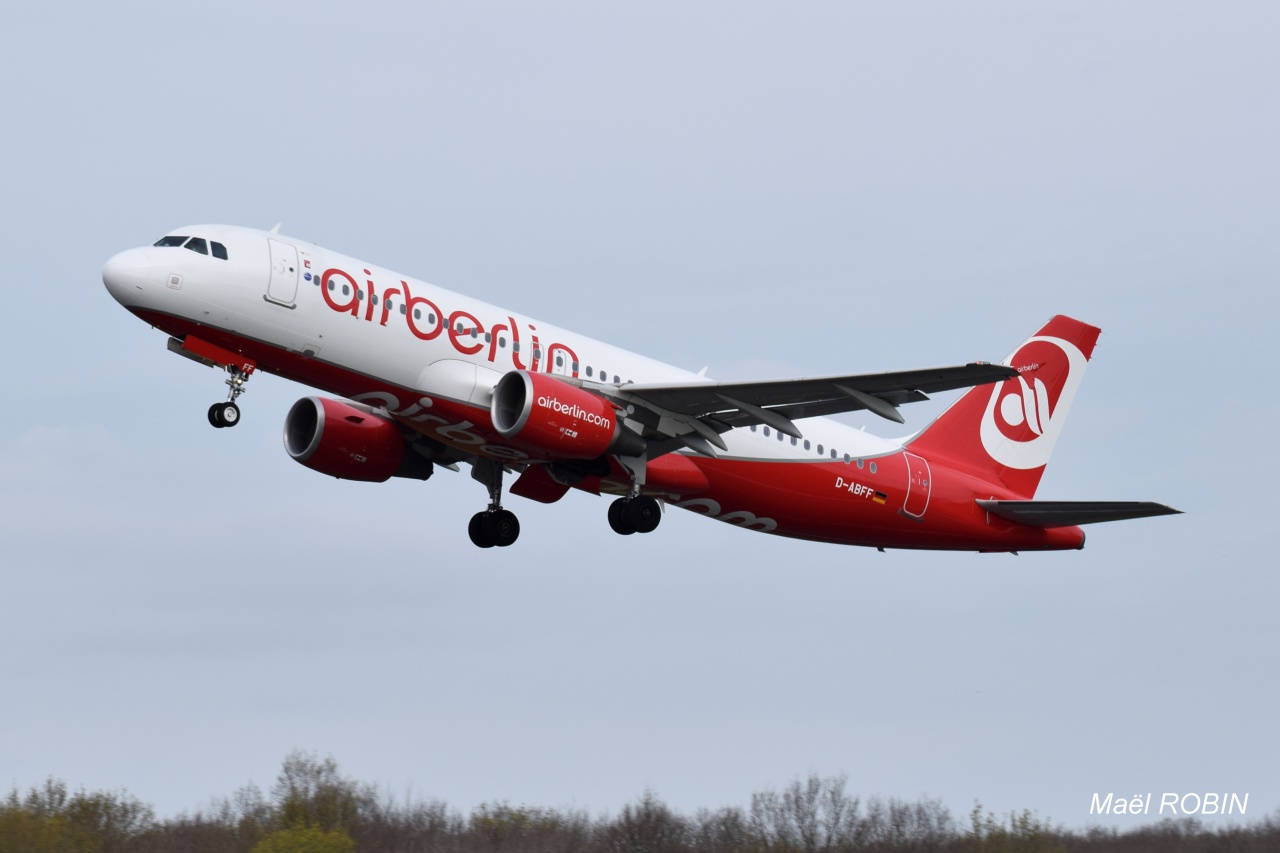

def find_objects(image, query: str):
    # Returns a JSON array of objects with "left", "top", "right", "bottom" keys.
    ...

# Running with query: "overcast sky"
[{"left": 1, "top": 1, "right": 1276, "bottom": 830}]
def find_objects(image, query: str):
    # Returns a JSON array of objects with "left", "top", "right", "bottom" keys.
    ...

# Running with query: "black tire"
[
  {"left": 208, "top": 403, "right": 225, "bottom": 428},
  {"left": 608, "top": 498, "right": 635, "bottom": 535},
  {"left": 625, "top": 496, "right": 662, "bottom": 534},
  {"left": 486, "top": 509, "right": 520, "bottom": 547},
  {"left": 468, "top": 512, "right": 495, "bottom": 548},
  {"left": 218, "top": 402, "right": 241, "bottom": 427}
]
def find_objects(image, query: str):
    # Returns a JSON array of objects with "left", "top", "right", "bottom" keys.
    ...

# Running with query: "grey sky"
[{"left": 1, "top": 1, "right": 1275, "bottom": 828}]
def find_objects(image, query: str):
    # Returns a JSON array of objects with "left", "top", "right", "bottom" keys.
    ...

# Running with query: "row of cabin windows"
[
  {"left": 748, "top": 424, "right": 878, "bottom": 471},
  {"left": 154, "top": 235, "right": 229, "bottom": 260},
  {"left": 322, "top": 278, "right": 626, "bottom": 384}
]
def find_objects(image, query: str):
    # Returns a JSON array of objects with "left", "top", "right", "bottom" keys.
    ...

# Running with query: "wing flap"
[{"left": 976, "top": 500, "right": 1182, "bottom": 527}]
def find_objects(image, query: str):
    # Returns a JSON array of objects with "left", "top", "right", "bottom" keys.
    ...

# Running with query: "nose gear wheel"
[{"left": 208, "top": 401, "right": 241, "bottom": 428}]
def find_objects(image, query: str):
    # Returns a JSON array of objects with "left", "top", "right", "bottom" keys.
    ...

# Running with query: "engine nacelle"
[
  {"left": 283, "top": 397, "right": 433, "bottom": 482},
  {"left": 491, "top": 371, "right": 645, "bottom": 460}
]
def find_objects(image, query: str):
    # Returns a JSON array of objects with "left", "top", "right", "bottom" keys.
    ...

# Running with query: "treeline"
[{"left": 1, "top": 752, "right": 1275, "bottom": 853}]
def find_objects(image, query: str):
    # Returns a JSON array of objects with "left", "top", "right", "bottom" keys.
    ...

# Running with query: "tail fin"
[{"left": 908, "top": 315, "right": 1101, "bottom": 498}]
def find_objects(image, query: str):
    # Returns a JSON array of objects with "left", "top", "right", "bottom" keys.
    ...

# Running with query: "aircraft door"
[
  {"left": 902, "top": 451, "right": 931, "bottom": 519},
  {"left": 266, "top": 239, "right": 300, "bottom": 306},
  {"left": 549, "top": 346, "right": 572, "bottom": 377}
]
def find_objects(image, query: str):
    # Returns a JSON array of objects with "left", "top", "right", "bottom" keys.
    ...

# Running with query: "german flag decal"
[{"left": 873, "top": 491, "right": 888, "bottom": 505}]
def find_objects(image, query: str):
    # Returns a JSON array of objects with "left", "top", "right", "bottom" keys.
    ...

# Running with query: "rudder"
[{"left": 908, "top": 315, "right": 1101, "bottom": 498}]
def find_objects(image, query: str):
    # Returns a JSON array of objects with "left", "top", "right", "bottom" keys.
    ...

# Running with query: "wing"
[{"left": 608, "top": 362, "right": 1018, "bottom": 456}]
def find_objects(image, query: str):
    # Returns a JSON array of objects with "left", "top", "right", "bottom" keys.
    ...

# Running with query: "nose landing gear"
[
  {"left": 207, "top": 365, "right": 251, "bottom": 428},
  {"left": 169, "top": 336, "right": 256, "bottom": 430}
]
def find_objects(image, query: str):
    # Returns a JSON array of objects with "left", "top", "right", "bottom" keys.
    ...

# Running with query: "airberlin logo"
[
  {"left": 318, "top": 265, "right": 580, "bottom": 377},
  {"left": 537, "top": 395, "right": 611, "bottom": 429},
  {"left": 1000, "top": 374, "right": 1052, "bottom": 436},
  {"left": 979, "top": 336, "right": 1087, "bottom": 470}
]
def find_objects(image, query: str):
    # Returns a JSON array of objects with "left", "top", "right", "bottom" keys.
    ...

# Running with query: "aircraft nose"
[{"left": 102, "top": 248, "right": 155, "bottom": 304}]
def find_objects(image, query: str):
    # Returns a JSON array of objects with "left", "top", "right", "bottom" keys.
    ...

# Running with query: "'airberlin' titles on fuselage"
[{"left": 319, "top": 266, "right": 579, "bottom": 375}]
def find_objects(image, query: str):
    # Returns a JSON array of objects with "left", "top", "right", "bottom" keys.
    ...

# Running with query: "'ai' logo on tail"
[
  {"left": 1000, "top": 375, "right": 1051, "bottom": 436},
  {"left": 979, "top": 336, "right": 1087, "bottom": 470}
]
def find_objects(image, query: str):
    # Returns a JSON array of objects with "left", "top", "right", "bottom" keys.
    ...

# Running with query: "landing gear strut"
[
  {"left": 208, "top": 365, "right": 250, "bottom": 428},
  {"left": 468, "top": 458, "right": 520, "bottom": 548}
]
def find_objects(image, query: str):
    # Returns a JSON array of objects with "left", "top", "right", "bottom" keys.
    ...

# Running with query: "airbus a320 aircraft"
[{"left": 103, "top": 225, "right": 1177, "bottom": 550}]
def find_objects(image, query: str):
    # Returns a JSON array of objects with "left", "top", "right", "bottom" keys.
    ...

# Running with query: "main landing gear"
[
  {"left": 207, "top": 365, "right": 251, "bottom": 429},
  {"left": 607, "top": 495, "right": 662, "bottom": 536},
  {"left": 468, "top": 509, "right": 520, "bottom": 549},
  {"left": 463, "top": 459, "right": 662, "bottom": 547},
  {"left": 468, "top": 458, "right": 520, "bottom": 548}
]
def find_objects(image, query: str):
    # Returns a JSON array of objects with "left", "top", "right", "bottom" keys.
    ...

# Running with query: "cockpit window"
[{"left": 153, "top": 234, "right": 228, "bottom": 259}]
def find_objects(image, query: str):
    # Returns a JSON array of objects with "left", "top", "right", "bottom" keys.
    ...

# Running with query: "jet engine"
[
  {"left": 283, "top": 396, "right": 434, "bottom": 482},
  {"left": 491, "top": 371, "right": 645, "bottom": 459}
]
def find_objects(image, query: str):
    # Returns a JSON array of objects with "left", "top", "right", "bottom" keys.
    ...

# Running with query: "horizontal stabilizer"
[{"left": 976, "top": 500, "right": 1182, "bottom": 528}]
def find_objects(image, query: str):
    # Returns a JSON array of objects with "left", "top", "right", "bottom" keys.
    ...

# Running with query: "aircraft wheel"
[
  {"left": 608, "top": 498, "right": 635, "bottom": 535},
  {"left": 210, "top": 401, "right": 240, "bottom": 428},
  {"left": 487, "top": 509, "right": 520, "bottom": 547},
  {"left": 468, "top": 512, "right": 495, "bottom": 548},
  {"left": 625, "top": 496, "right": 662, "bottom": 534}
]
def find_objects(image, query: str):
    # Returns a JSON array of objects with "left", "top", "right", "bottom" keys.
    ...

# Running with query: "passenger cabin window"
[
  {"left": 211, "top": 241, "right": 228, "bottom": 260},
  {"left": 154, "top": 235, "right": 189, "bottom": 247},
  {"left": 185, "top": 237, "right": 208, "bottom": 255}
]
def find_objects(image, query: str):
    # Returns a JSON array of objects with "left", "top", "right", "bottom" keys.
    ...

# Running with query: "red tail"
[{"left": 908, "top": 315, "right": 1101, "bottom": 498}]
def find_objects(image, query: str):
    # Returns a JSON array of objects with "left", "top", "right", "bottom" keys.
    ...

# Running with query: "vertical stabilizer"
[{"left": 908, "top": 315, "right": 1101, "bottom": 498}]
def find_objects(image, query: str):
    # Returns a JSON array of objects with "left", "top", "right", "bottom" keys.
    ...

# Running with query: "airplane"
[{"left": 102, "top": 224, "right": 1178, "bottom": 551}]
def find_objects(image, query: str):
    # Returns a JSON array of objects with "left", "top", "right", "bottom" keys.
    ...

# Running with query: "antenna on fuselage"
[{"left": 269, "top": 222, "right": 281, "bottom": 234}]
